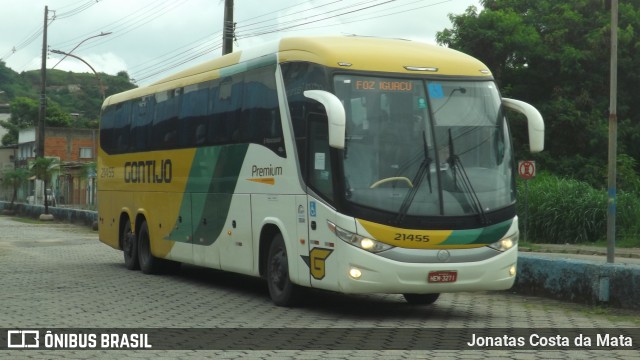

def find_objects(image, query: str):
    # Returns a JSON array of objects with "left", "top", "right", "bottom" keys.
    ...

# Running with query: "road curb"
[
  {"left": 0, "top": 201, "right": 97, "bottom": 228},
  {"left": 514, "top": 253, "right": 640, "bottom": 310}
]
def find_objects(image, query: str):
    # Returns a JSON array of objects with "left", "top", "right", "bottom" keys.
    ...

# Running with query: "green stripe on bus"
[
  {"left": 166, "top": 144, "right": 249, "bottom": 245},
  {"left": 220, "top": 54, "right": 277, "bottom": 78},
  {"left": 441, "top": 219, "right": 512, "bottom": 245}
]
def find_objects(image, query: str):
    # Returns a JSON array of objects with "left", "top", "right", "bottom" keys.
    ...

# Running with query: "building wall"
[
  {"left": 44, "top": 128, "right": 98, "bottom": 162},
  {"left": 0, "top": 146, "right": 17, "bottom": 202},
  {"left": 15, "top": 127, "right": 98, "bottom": 208}
]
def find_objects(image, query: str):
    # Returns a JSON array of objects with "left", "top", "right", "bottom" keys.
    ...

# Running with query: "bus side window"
[
  {"left": 180, "top": 83, "right": 210, "bottom": 147},
  {"left": 208, "top": 81, "right": 230, "bottom": 144},
  {"left": 114, "top": 102, "right": 131, "bottom": 153},
  {"left": 218, "top": 75, "right": 244, "bottom": 144},
  {"left": 308, "top": 113, "right": 333, "bottom": 201},
  {"left": 281, "top": 62, "right": 330, "bottom": 184},
  {"left": 100, "top": 106, "right": 116, "bottom": 154},
  {"left": 243, "top": 65, "right": 284, "bottom": 157},
  {"left": 131, "top": 96, "right": 154, "bottom": 152},
  {"left": 153, "top": 88, "right": 182, "bottom": 149}
]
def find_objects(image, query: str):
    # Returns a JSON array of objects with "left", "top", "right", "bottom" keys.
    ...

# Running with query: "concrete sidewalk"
[
  {"left": 521, "top": 243, "right": 640, "bottom": 265},
  {"left": 515, "top": 245, "right": 640, "bottom": 311}
]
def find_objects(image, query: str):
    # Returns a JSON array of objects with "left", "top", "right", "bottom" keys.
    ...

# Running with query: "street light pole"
[
  {"left": 36, "top": 6, "right": 49, "bottom": 158},
  {"left": 51, "top": 49, "right": 106, "bottom": 100},
  {"left": 51, "top": 32, "right": 112, "bottom": 70},
  {"left": 606, "top": 0, "right": 618, "bottom": 263}
]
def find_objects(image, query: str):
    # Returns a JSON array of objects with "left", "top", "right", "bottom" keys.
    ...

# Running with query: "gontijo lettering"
[{"left": 124, "top": 159, "right": 172, "bottom": 184}]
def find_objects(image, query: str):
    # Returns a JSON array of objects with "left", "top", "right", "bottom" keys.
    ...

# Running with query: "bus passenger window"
[
  {"left": 180, "top": 83, "right": 210, "bottom": 147},
  {"left": 153, "top": 88, "right": 182, "bottom": 150},
  {"left": 243, "top": 65, "right": 284, "bottom": 156},
  {"left": 216, "top": 75, "right": 243, "bottom": 144},
  {"left": 131, "top": 96, "right": 154, "bottom": 152},
  {"left": 308, "top": 114, "right": 333, "bottom": 201},
  {"left": 114, "top": 102, "right": 131, "bottom": 153},
  {"left": 100, "top": 106, "right": 116, "bottom": 154}
]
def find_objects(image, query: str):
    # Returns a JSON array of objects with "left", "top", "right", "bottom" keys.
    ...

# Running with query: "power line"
[
  {"left": 54, "top": 0, "right": 103, "bottom": 20},
  {"left": 132, "top": 38, "right": 221, "bottom": 78},
  {"left": 237, "top": 0, "right": 398, "bottom": 39},
  {"left": 284, "top": 0, "right": 453, "bottom": 33},
  {"left": 128, "top": 31, "right": 220, "bottom": 73},
  {"left": 7, "top": 0, "right": 452, "bottom": 85},
  {"left": 132, "top": 0, "right": 446, "bottom": 84},
  {"left": 1, "top": 1, "right": 102, "bottom": 61},
  {"left": 237, "top": 0, "right": 342, "bottom": 30},
  {"left": 51, "top": 0, "right": 185, "bottom": 50},
  {"left": 132, "top": 42, "right": 223, "bottom": 83}
]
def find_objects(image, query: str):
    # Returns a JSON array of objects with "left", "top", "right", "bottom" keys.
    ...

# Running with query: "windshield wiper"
[
  {"left": 447, "top": 129, "right": 488, "bottom": 224},
  {"left": 396, "top": 131, "right": 432, "bottom": 224}
]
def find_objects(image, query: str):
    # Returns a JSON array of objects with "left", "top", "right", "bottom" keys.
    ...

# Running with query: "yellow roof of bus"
[
  {"left": 278, "top": 36, "right": 491, "bottom": 76},
  {"left": 103, "top": 36, "right": 491, "bottom": 107}
]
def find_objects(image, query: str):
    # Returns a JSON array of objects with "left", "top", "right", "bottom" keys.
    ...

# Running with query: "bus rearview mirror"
[
  {"left": 304, "top": 90, "right": 346, "bottom": 149},
  {"left": 502, "top": 98, "right": 545, "bottom": 153}
]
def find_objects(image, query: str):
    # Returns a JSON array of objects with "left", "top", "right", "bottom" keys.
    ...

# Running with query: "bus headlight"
[
  {"left": 328, "top": 221, "right": 394, "bottom": 253},
  {"left": 488, "top": 231, "right": 518, "bottom": 252}
]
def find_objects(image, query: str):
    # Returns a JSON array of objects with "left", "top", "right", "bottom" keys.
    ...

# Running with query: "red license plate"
[{"left": 428, "top": 271, "right": 457, "bottom": 283}]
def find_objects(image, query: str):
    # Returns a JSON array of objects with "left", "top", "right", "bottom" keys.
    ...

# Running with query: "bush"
[{"left": 516, "top": 172, "right": 640, "bottom": 245}]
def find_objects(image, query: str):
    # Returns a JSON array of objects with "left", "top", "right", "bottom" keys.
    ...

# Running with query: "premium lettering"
[{"left": 252, "top": 164, "right": 283, "bottom": 177}]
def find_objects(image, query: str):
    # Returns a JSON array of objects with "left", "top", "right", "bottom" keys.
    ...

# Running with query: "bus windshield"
[{"left": 334, "top": 75, "right": 514, "bottom": 218}]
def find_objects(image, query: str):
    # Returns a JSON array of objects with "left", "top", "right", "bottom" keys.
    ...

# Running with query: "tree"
[
  {"left": 45, "top": 101, "right": 72, "bottom": 127},
  {"left": 436, "top": 0, "right": 640, "bottom": 189},
  {"left": 0, "top": 97, "right": 38, "bottom": 145},
  {"left": 29, "top": 157, "right": 59, "bottom": 216},
  {"left": 1, "top": 167, "right": 29, "bottom": 211},
  {"left": 116, "top": 71, "right": 130, "bottom": 80},
  {"left": 0, "top": 97, "right": 73, "bottom": 145}
]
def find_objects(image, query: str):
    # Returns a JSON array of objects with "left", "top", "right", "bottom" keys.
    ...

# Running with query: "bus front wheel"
[
  {"left": 267, "top": 234, "right": 300, "bottom": 307},
  {"left": 122, "top": 218, "right": 139, "bottom": 270},
  {"left": 403, "top": 293, "right": 440, "bottom": 305}
]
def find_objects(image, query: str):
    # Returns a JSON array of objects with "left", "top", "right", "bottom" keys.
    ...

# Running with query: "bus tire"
[
  {"left": 403, "top": 293, "right": 440, "bottom": 305},
  {"left": 266, "top": 234, "right": 300, "bottom": 307},
  {"left": 137, "top": 221, "right": 161, "bottom": 274},
  {"left": 122, "top": 218, "right": 139, "bottom": 270}
]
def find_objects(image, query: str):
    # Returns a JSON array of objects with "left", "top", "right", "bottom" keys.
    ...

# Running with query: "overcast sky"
[{"left": 0, "top": 0, "right": 481, "bottom": 86}]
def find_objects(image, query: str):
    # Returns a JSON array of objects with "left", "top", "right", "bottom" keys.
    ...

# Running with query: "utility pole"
[
  {"left": 36, "top": 5, "right": 48, "bottom": 158},
  {"left": 606, "top": 0, "right": 618, "bottom": 263},
  {"left": 222, "top": 0, "right": 234, "bottom": 55}
]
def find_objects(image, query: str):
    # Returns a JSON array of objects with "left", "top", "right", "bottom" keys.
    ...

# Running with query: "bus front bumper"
[{"left": 335, "top": 245, "right": 518, "bottom": 294}]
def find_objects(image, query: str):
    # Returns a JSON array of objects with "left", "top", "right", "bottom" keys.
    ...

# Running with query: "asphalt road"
[{"left": 0, "top": 215, "right": 638, "bottom": 359}]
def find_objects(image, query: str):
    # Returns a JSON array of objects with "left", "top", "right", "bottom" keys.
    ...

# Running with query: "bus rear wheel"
[
  {"left": 403, "top": 293, "right": 440, "bottom": 305},
  {"left": 267, "top": 234, "right": 300, "bottom": 307},
  {"left": 137, "top": 221, "right": 161, "bottom": 274},
  {"left": 122, "top": 218, "right": 139, "bottom": 270}
]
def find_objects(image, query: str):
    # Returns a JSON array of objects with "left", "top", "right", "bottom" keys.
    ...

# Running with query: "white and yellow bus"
[{"left": 98, "top": 36, "right": 544, "bottom": 306}]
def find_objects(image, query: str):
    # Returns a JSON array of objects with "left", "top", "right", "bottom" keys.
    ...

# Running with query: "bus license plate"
[{"left": 428, "top": 271, "right": 457, "bottom": 283}]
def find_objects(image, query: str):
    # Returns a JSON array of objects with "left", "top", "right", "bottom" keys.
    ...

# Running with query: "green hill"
[{"left": 0, "top": 60, "right": 136, "bottom": 122}]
